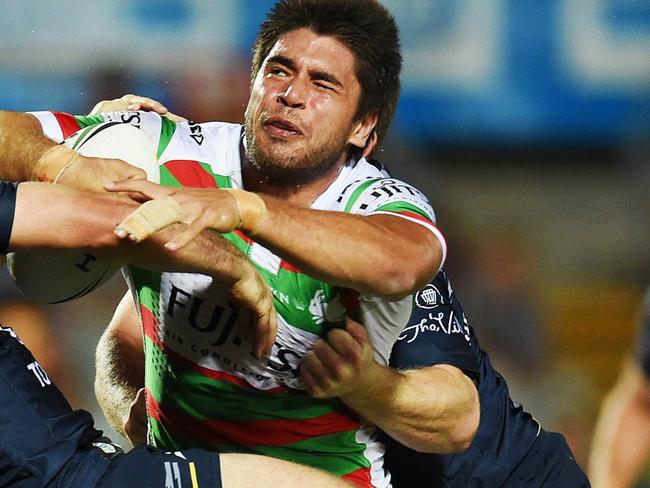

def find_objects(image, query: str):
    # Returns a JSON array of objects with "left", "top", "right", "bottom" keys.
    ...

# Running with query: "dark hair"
[{"left": 252, "top": 0, "right": 402, "bottom": 148}]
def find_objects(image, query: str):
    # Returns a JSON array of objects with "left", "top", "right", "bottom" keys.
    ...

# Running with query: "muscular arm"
[
  {"left": 301, "top": 321, "right": 479, "bottom": 453},
  {"left": 110, "top": 181, "right": 445, "bottom": 300},
  {"left": 0, "top": 111, "right": 54, "bottom": 181},
  {"left": 95, "top": 292, "right": 144, "bottom": 439},
  {"left": 589, "top": 358, "right": 650, "bottom": 488},
  {"left": 11, "top": 182, "right": 274, "bottom": 356},
  {"left": 253, "top": 197, "right": 443, "bottom": 300}
]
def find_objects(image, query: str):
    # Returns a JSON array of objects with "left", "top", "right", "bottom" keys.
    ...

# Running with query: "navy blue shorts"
[{"left": 0, "top": 325, "right": 222, "bottom": 487}]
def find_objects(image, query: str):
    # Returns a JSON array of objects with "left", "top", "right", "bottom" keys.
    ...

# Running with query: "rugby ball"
[{"left": 7, "top": 122, "right": 160, "bottom": 303}]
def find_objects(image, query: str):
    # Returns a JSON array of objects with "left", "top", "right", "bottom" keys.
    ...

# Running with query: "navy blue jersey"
[
  {"left": 635, "top": 288, "right": 650, "bottom": 378},
  {"left": 0, "top": 181, "right": 17, "bottom": 253},
  {"left": 383, "top": 270, "right": 589, "bottom": 487},
  {"left": 0, "top": 325, "right": 223, "bottom": 487}
]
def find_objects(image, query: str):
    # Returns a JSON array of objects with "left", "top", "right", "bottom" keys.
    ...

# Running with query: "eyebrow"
[{"left": 267, "top": 55, "right": 343, "bottom": 88}]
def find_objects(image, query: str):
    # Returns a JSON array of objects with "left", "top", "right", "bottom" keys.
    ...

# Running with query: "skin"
[{"left": 589, "top": 358, "right": 650, "bottom": 488}]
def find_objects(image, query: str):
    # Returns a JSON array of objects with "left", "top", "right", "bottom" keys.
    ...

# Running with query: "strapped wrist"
[
  {"left": 32, "top": 145, "right": 79, "bottom": 183},
  {"left": 225, "top": 189, "right": 267, "bottom": 235}
]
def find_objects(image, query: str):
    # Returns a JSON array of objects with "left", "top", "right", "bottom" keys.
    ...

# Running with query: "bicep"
[{"left": 366, "top": 213, "right": 443, "bottom": 271}]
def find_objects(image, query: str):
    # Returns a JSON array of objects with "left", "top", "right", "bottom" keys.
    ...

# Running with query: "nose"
[{"left": 276, "top": 80, "right": 306, "bottom": 109}]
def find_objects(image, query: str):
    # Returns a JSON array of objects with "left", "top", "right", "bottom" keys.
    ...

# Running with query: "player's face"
[{"left": 245, "top": 28, "right": 371, "bottom": 185}]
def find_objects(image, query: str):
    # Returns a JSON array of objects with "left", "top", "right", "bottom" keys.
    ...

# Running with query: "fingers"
[
  {"left": 115, "top": 196, "right": 184, "bottom": 242},
  {"left": 124, "top": 388, "right": 148, "bottom": 446},
  {"left": 105, "top": 178, "right": 172, "bottom": 200},
  {"left": 125, "top": 95, "right": 169, "bottom": 115},
  {"left": 344, "top": 317, "right": 369, "bottom": 347},
  {"left": 163, "top": 218, "right": 206, "bottom": 251}
]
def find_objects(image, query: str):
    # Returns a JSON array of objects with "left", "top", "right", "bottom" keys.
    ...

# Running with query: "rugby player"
[
  {"left": 0, "top": 180, "right": 351, "bottom": 486},
  {"left": 90, "top": 93, "right": 588, "bottom": 485},
  {"left": 303, "top": 269, "right": 590, "bottom": 487},
  {"left": 10, "top": 2, "right": 447, "bottom": 486},
  {"left": 589, "top": 288, "right": 650, "bottom": 488}
]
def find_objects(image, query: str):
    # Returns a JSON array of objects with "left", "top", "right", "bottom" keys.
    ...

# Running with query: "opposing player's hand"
[
  {"left": 124, "top": 388, "right": 148, "bottom": 447},
  {"left": 90, "top": 94, "right": 187, "bottom": 122},
  {"left": 300, "top": 318, "right": 376, "bottom": 399},
  {"left": 105, "top": 179, "right": 259, "bottom": 249},
  {"left": 231, "top": 264, "right": 277, "bottom": 358}
]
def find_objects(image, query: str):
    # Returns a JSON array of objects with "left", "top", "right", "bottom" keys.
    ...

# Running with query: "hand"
[
  {"left": 106, "top": 178, "right": 243, "bottom": 249},
  {"left": 123, "top": 388, "right": 147, "bottom": 446},
  {"left": 231, "top": 264, "right": 277, "bottom": 358},
  {"left": 300, "top": 317, "right": 376, "bottom": 399},
  {"left": 90, "top": 94, "right": 187, "bottom": 123},
  {"left": 58, "top": 154, "right": 147, "bottom": 193}
]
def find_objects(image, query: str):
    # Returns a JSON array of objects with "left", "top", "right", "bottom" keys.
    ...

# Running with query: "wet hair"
[{"left": 252, "top": 0, "right": 402, "bottom": 148}]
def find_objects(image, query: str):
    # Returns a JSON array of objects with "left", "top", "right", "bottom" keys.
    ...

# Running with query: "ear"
[{"left": 348, "top": 113, "right": 378, "bottom": 150}]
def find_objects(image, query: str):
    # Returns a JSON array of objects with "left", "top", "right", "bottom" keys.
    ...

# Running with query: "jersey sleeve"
[
  {"left": 390, "top": 270, "right": 480, "bottom": 378},
  {"left": 635, "top": 288, "right": 650, "bottom": 378},
  {"left": 0, "top": 182, "right": 17, "bottom": 253},
  {"left": 342, "top": 177, "right": 447, "bottom": 270},
  {"left": 28, "top": 110, "right": 167, "bottom": 151}
]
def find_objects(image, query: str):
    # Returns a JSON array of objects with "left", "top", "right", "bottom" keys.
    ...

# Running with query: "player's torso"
[{"left": 125, "top": 119, "right": 402, "bottom": 487}]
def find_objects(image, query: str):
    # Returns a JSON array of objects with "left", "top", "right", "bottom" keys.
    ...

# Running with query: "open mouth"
[{"left": 263, "top": 117, "right": 303, "bottom": 138}]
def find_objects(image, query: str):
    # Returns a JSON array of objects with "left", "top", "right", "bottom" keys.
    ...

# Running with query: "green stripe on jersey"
[
  {"left": 73, "top": 114, "right": 105, "bottom": 128},
  {"left": 159, "top": 165, "right": 181, "bottom": 187},
  {"left": 376, "top": 201, "right": 433, "bottom": 221},
  {"left": 157, "top": 117, "right": 177, "bottom": 158},
  {"left": 144, "top": 335, "right": 340, "bottom": 422},
  {"left": 343, "top": 177, "right": 380, "bottom": 213},
  {"left": 253, "top": 431, "right": 370, "bottom": 475}
]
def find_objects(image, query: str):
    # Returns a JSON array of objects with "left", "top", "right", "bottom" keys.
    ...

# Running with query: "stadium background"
[{"left": 1, "top": 0, "right": 649, "bottom": 481}]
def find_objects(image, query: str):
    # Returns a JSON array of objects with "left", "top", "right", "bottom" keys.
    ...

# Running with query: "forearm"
[
  {"left": 0, "top": 111, "right": 55, "bottom": 181},
  {"left": 341, "top": 363, "right": 479, "bottom": 453},
  {"left": 255, "top": 196, "right": 442, "bottom": 299},
  {"left": 589, "top": 362, "right": 650, "bottom": 488},
  {"left": 13, "top": 183, "right": 251, "bottom": 285}
]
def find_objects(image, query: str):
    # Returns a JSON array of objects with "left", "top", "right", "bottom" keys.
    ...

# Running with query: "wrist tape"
[
  {"left": 32, "top": 145, "right": 79, "bottom": 183},
  {"left": 225, "top": 189, "right": 267, "bottom": 235}
]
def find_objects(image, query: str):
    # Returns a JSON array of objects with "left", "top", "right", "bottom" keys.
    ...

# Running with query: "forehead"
[{"left": 265, "top": 28, "right": 359, "bottom": 85}]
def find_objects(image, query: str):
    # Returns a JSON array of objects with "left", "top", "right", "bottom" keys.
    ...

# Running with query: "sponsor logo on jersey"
[
  {"left": 415, "top": 284, "right": 444, "bottom": 309},
  {"left": 119, "top": 112, "right": 142, "bottom": 128},
  {"left": 27, "top": 360, "right": 51, "bottom": 387},
  {"left": 188, "top": 121, "right": 204, "bottom": 145}
]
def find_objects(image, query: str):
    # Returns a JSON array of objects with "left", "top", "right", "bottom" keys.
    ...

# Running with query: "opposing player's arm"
[
  {"left": 0, "top": 111, "right": 144, "bottom": 190},
  {"left": 9, "top": 182, "right": 275, "bottom": 358},
  {"left": 301, "top": 318, "right": 479, "bottom": 453},
  {"left": 589, "top": 358, "right": 650, "bottom": 488},
  {"left": 108, "top": 180, "right": 444, "bottom": 300},
  {"left": 95, "top": 291, "right": 145, "bottom": 441}
]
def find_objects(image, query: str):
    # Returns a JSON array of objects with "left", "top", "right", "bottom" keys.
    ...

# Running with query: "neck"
[{"left": 240, "top": 143, "right": 350, "bottom": 208}]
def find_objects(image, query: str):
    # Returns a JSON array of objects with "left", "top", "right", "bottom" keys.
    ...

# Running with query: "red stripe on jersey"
[
  {"left": 389, "top": 210, "right": 434, "bottom": 225},
  {"left": 233, "top": 229, "right": 253, "bottom": 245},
  {"left": 342, "top": 467, "right": 373, "bottom": 488},
  {"left": 279, "top": 260, "right": 303, "bottom": 274},
  {"left": 164, "top": 160, "right": 217, "bottom": 188},
  {"left": 140, "top": 305, "right": 287, "bottom": 394},
  {"left": 146, "top": 392, "right": 361, "bottom": 447},
  {"left": 52, "top": 112, "right": 81, "bottom": 139}
]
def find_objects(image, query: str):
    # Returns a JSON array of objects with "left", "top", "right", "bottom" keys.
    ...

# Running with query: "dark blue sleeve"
[
  {"left": 635, "top": 288, "right": 650, "bottom": 378},
  {"left": 0, "top": 182, "right": 17, "bottom": 254},
  {"left": 390, "top": 270, "right": 480, "bottom": 378}
]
